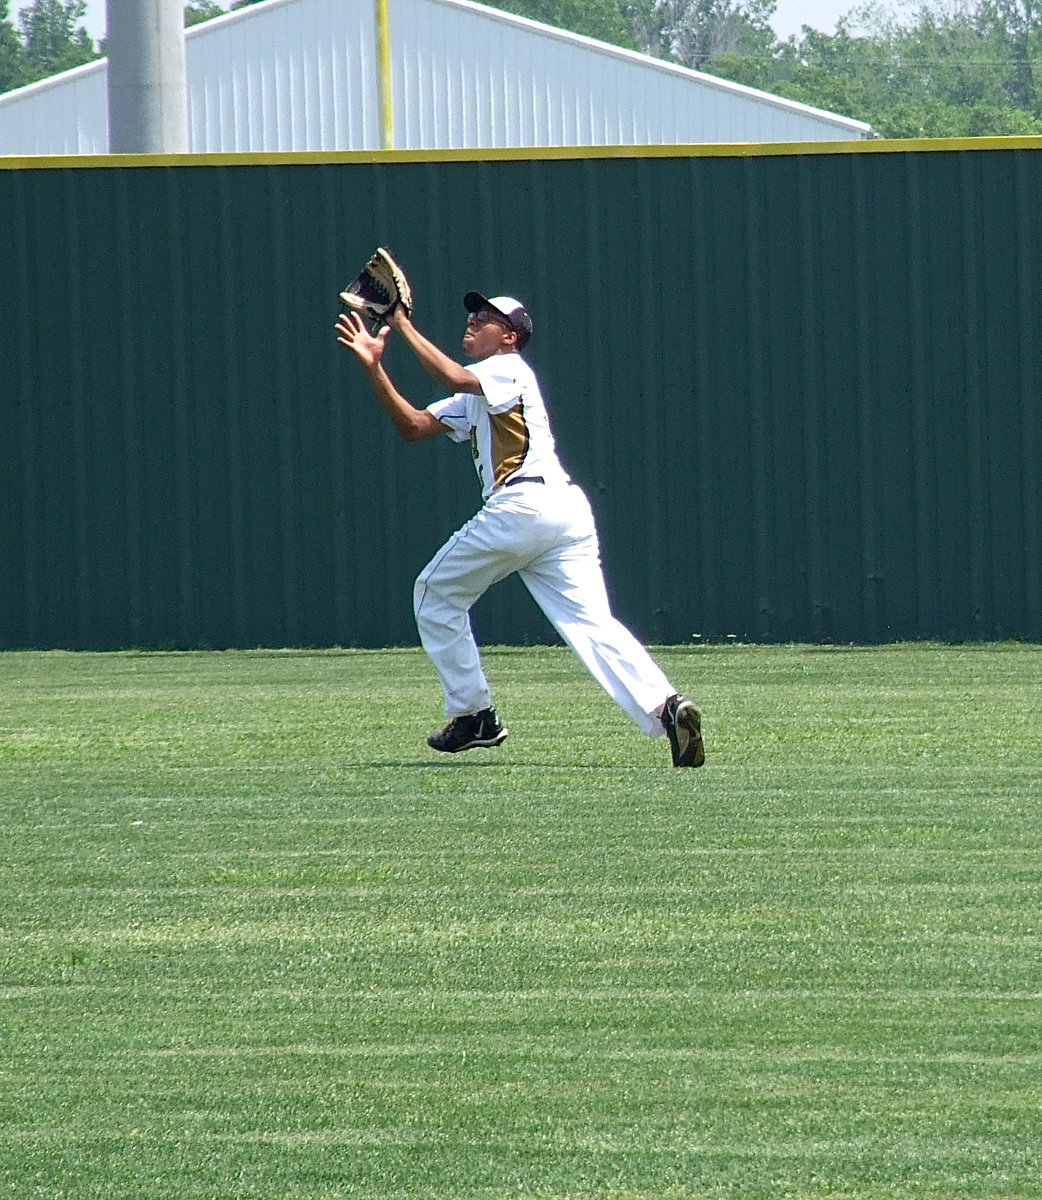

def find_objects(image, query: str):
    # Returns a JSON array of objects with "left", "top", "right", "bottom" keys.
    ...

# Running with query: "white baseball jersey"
[{"left": 426, "top": 353, "right": 570, "bottom": 500}]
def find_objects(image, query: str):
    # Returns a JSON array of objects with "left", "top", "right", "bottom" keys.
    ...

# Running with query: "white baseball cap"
[{"left": 463, "top": 291, "right": 533, "bottom": 348}]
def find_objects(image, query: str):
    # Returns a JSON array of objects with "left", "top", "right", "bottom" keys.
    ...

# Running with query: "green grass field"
[{"left": 1, "top": 643, "right": 1040, "bottom": 1199}]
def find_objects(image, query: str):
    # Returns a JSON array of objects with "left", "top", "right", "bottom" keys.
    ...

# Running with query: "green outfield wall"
[{"left": 2, "top": 140, "right": 1040, "bottom": 648}]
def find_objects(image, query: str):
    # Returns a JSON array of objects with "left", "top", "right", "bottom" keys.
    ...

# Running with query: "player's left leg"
[
  {"left": 517, "top": 486, "right": 675, "bottom": 736},
  {"left": 522, "top": 556, "right": 674, "bottom": 736},
  {"left": 518, "top": 485, "right": 704, "bottom": 765}
]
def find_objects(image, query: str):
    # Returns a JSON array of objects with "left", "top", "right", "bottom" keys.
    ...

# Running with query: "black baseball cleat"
[
  {"left": 661, "top": 694, "right": 705, "bottom": 768},
  {"left": 427, "top": 707, "right": 509, "bottom": 754}
]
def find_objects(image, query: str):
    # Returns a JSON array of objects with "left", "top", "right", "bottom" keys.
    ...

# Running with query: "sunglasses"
[{"left": 468, "top": 309, "right": 511, "bottom": 328}]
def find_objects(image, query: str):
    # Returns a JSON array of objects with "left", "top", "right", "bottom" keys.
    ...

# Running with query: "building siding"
[{"left": 0, "top": 0, "right": 870, "bottom": 155}]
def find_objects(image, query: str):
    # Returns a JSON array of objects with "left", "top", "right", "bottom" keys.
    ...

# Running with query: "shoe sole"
[
  {"left": 672, "top": 702, "right": 705, "bottom": 768},
  {"left": 428, "top": 728, "right": 509, "bottom": 754}
]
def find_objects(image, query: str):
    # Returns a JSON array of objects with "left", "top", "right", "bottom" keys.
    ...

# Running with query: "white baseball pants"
[{"left": 413, "top": 481, "right": 673, "bottom": 736}]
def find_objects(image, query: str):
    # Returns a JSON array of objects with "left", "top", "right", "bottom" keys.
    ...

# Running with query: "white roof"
[{"left": 0, "top": 0, "right": 872, "bottom": 154}]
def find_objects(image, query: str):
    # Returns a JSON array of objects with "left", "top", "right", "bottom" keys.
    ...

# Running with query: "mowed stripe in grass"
[{"left": 1, "top": 644, "right": 1040, "bottom": 1199}]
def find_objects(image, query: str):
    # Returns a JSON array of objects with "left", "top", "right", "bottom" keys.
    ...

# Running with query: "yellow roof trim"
[{"left": 3, "top": 135, "right": 1042, "bottom": 169}]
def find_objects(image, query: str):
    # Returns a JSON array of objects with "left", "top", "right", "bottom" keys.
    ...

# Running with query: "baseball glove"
[{"left": 339, "top": 247, "right": 413, "bottom": 323}]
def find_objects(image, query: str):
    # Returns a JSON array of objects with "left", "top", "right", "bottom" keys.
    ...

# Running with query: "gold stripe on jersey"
[{"left": 490, "top": 404, "right": 530, "bottom": 489}]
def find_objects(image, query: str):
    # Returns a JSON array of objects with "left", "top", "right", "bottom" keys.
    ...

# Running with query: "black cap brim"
[{"left": 463, "top": 291, "right": 490, "bottom": 313}]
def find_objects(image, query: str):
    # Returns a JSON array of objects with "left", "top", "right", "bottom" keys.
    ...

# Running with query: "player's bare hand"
[{"left": 336, "top": 311, "right": 390, "bottom": 368}]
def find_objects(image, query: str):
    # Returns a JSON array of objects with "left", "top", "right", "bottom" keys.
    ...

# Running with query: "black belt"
[{"left": 504, "top": 475, "right": 545, "bottom": 487}]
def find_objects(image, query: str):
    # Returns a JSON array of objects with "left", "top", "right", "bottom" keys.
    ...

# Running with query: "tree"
[
  {"left": 185, "top": 1, "right": 225, "bottom": 24},
  {"left": 627, "top": 0, "right": 776, "bottom": 67},
  {"left": 699, "top": 0, "right": 1042, "bottom": 136},
  {"left": 0, "top": 0, "right": 28, "bottom": 91},
  {"left": 185, "top": 0, "right": 288, "bottom": 25},
  {"left": 492, "top": 0, "right": 637, "bottom": 47},
  {"left": 979, "top": 0, "right": 1042, "bottom": 109},
  {"left": 17, "top": 0, "right": 96, "bottom": 82}
]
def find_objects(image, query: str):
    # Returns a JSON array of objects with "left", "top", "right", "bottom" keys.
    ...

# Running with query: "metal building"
[{"left": 0, "top": 0, "right": 871, "bottom": 155}]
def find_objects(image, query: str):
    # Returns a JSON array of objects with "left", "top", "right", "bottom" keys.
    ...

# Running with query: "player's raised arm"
[
  {"left": 335, "top": 311, "right": 448, "bottom": 442},
  {"left": 386, "top": 307, "right": 483, "bottom": 394}
]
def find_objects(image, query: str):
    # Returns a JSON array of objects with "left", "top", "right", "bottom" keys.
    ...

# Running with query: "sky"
[
  {"left": 75, "top": 0, "right": 863, "bottom": 48},
  {"left": 770, "top": 0, "right": 864, "bottom": 38}
]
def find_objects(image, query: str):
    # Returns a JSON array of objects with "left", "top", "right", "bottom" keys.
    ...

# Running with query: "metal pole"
[
  {"left": 374, "top": 0, "right": 394, "bottom": 150},
  {"left": 106, "top": 0, "right": 189, "bottom": 153}
]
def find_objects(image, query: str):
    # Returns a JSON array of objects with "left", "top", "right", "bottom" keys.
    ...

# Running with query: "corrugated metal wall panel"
[
  {"left": 0, "top": 64, "right": 108, "bottom": 155},
  {"left": 0, "top": 0, "right": 869, "bottom": 155},
  {"left": 393, "top": 0, "right": 869, "bottom": 149},
  {"left": 188, "top": 0, "right": 380, "bottom": 152},
  {"left": 3, "top": 142, "right": 1042, "bottom": 649}
]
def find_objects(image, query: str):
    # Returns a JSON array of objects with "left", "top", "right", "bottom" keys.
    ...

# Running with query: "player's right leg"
[{"left": 413, "top": 503, "right": 533, "bottom": 741}]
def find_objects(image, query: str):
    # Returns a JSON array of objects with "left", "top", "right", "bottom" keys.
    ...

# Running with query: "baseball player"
[{"left": 335, "top": 291, "right": 704, "bottom": 767}]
